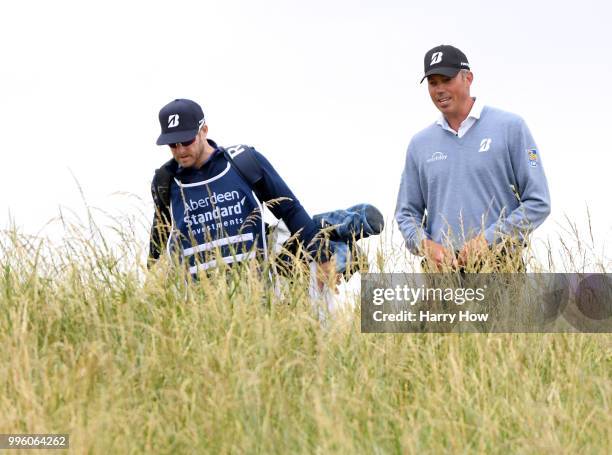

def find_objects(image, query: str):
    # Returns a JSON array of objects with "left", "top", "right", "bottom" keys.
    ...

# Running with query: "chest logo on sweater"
[
  {"left": 426, "top": 152, "right": 447, "bottom": 163},
  {"left": 478, "top": 138, "right": 492, "bottom": 152}
]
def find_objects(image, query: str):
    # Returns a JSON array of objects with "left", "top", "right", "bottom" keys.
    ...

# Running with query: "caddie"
[{"left": 149, "top": 98, "right": 335, "bottom": 282}]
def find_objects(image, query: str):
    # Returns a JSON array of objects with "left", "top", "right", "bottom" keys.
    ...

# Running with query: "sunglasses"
[{"left": 168, "top": 137, "right": 196, "bottom": 149}]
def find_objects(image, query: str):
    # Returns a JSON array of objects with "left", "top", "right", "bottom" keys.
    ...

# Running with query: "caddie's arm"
[
  {"left": 249, "top": 149, "right": 331, "bottom": 263},
  {"left": 147, "top": 177, "right": 172, "bottom": 268}
]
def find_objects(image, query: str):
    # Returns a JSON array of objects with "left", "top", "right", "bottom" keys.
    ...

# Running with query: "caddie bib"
[{"left": 167, "top": 161, "right": 266, "bottom": 275}]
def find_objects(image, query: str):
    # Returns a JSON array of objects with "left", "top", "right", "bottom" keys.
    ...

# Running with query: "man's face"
[
  {"left": 170, "top": 126, "right": 207, "bottom": 168},
  {"left": 427, "top": 71, "right": 473, "bottom": 117}
]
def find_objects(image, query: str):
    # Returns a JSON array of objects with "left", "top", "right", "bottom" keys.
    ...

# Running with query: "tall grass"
[{"left": 0, "top": 210, "right": 610, "bottom": 454}]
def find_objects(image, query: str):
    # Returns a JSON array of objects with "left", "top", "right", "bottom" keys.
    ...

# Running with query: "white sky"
[{"left": 1, "top": 0, "right": 611, "bottom": 266}]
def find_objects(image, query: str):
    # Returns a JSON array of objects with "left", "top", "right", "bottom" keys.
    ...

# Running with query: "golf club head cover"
[{"left": 313, "top": 203, "right": 384, "bottom": 242}]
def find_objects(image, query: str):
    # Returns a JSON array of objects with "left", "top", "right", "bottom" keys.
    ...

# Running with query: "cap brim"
[
  {"left": 156, "top": 129, "right": 198, "bottom": 146},
  {"left": 420, "top": 67, "right": 461, "bottom": 83}
]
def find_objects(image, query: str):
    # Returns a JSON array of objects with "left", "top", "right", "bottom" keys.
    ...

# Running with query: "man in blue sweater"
[
  {"left": 395, "top": 45, "right": 551, "bottom": 271},
  {"left": 149, "top": 98, "right": 336, "bottom": 284}
]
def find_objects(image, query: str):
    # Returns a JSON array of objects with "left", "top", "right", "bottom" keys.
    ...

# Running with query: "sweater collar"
[{"left": 436, "top": 97, "right": 483, "bottom": 134}]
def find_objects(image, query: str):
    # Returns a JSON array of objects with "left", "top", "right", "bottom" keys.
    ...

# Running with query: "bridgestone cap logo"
[
  {"left": 430, "top": 52, "right": 443, "bottom": 65},
  {"left": 168, "top": 114, "right": 180, "bottom": 128}
]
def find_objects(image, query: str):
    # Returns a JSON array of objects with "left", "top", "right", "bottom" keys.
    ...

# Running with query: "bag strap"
[
  {"left": 153, "top": 159, "right": 178, "bottom": 209},
  {"left": 222, "top": 145, "right": 264, "bottom": 188}
]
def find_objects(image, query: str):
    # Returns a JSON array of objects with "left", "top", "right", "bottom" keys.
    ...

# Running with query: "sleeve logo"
[{"left": 527, "top": 149, "right": 538, "bottom": 167}]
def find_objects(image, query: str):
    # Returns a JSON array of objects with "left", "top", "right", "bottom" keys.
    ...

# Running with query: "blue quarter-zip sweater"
[{"left": 395, "top": 106, "right": 551, "bottom": 254}]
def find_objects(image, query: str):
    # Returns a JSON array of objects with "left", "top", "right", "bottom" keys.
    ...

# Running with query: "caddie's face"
[
  {"left": 170, "top": 126, "right": 207, "bottom": 169},
  {"left": 427, "top": 71, "right": 473, "bottom": 117}
]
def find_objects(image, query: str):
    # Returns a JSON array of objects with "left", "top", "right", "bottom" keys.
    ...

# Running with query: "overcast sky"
[{"left": 1, "top": 0, "right": 610, "bottom": 266}]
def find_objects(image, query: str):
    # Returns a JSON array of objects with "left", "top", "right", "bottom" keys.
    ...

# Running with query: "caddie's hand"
[
  {"left": 316, "top": 259, "right": 341, "bottom": 293},
  {"left": 422, "top": 239, "right": 456, "bottom": 268},
  {"left": 458, "top": 234, "right": 488, "bottom": 266}
]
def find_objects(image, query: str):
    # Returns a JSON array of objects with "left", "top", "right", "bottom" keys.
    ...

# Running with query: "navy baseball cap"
[
  {"left": 156, "top": 99, "right": 205, "bottom": 145},
  {"left": 420, "top": 45, "right": 470, "bottom": 83}
]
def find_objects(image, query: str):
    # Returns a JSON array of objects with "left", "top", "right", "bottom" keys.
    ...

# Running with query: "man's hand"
[
  {"left": 316, "top": 259, "right": 341, "bottom": 292},
  {"left": 421, "top": 239, "right": 456, "bottom": 269},
  {"left": 457, "top": 234, "right": 489, "bottom": 266}
]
